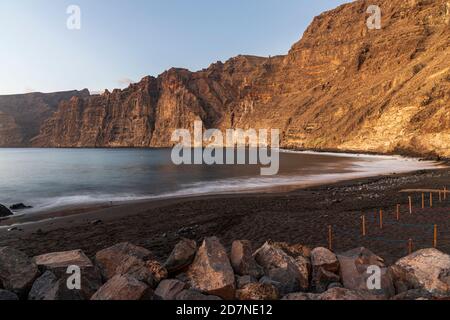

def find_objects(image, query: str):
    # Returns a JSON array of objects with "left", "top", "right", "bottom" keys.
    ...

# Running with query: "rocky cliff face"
[
  {"left": 0, "top": 90, "right": 90, "bottom": 146},
  {"left": 32, "top": 0, "right": 450, "bottom": 158}
]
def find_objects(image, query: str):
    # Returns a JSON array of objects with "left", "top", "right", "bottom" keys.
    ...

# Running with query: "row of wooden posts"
[{"left": 327, "top": 187, "right": 448, "bottom": 253}]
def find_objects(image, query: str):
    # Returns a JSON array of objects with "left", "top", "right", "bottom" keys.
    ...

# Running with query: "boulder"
[
  {"left": 236, "top": 283, "right": 279, "bottom": 301},
  {"left": 254, "top": 242, "right": 309, "bottom": 294},
  {"left": 187, "top": 237, "right": 235, "bottom": 300},
  {"left": 176, "top": 290, "right": 222, "bottom": 301},
  {"left": 114, "top": 255, "right": 156, "bottom": 286},
  {"left": 0, "top": 247, "right": 40, "bottom": 297},
  {"left": 230, "top": 240, "right": 263, "bottom": 279},
  {"left": 164, "top": 239, "right": 197, "bottom": 274},
  {"left": 0, "top": 204, "right": 13, "bottom": 217},
  {"left": 33, "top": 249, "right": 102, "bottom": 299},
  {"left": 272, "top": 242, "right": 312, "bottom": 259},
  {"left": 28, "top": 271, "right": 84, "bottom": 300},
  {"left": 337, "top": 247, "right": 394, "bottom": 298},
  {"left": 236, "top": 275, "right": 257, "bottom": 289},
  {"left": 0, "top": 289, "right": 19, "bottom": 300},
  {"left": 311, "top": 247, "right": 340, "bottom": 292},
  {"left": 389, "top": 248, "right": 450, "bottom": 297},
  {"left": 146, "top": 260, "right": 168, "bottom": 284},
  {"left": 95, "top": 242, "right": 153, "bottom": 280},
  {"left": 9, "top": 203, "right": 32, "bottom": 210},
  {"left": 154, "top": 279, "right": 186, "bottom": 300},
  {"left": 91, "top": 274, "right": 152, "bottom": 300}
]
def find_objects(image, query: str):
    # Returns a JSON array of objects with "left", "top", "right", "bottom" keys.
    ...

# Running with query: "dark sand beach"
[{"left": 1, "top": 166, "right": 449, "bottom": 265}]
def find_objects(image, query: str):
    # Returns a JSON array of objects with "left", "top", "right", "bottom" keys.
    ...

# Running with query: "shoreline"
[{"left": 1, "top": 166, "right": 449, "bottom": 265}]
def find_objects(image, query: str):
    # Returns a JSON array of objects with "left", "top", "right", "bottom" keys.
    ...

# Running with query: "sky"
[{"left": 0, "top": 0, "right": 350, "bottom": 95}]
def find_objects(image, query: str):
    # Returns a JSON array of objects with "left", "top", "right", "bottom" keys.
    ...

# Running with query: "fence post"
[
  {"left": 328, "top": 225, "right": 333, "bottom": 251},
  {"left": 379, "top": 209, "right": 383, "bottom": 229},
  {"left": 430, "top": 192, "right": 433, "bottom": 208},
  {"left": 362, "top": 215, "right": 366, "bottom": 236},
  {"left": 409, "top": 196, "right": 413, "bottom": 214},
  {"left": 408, "top": 239, "right": 413, "bottom": 255},
  {"left": 434, "top": 225, "right": 438, "bottom": 248},
  {"left": 422, "top": 193, "right": 425, "bottom": 209}
]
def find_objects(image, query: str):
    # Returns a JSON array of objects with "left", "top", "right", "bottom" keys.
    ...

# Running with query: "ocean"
[{"left": 0, "top": 148, "right": 441, "bottom": 214}]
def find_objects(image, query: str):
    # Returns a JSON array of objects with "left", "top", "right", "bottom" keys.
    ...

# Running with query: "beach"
[{"left": 1, "top": 166, "right": 449, "bottom": 265}]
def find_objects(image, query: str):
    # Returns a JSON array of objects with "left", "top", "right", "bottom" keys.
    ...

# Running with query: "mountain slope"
[{"left": 32, "top": 0, "right": 450, "bottom": 158}]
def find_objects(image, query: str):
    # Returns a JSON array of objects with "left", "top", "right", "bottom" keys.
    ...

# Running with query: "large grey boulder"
[
  {"left": 389, "top": 248, "right": 450, "bottom": 297},
  {"left": 254, "top": 242, "right": 309, "bottom": 294},
  {"left": 187, "top": 237, "right": 235, "bottom": 300},
  {"left": 0, "top": 247, "right": 40, "bottom": 297},
  {"left": 28, "top": 271, "right": 84, "bottom": 300},
  {"left": 33, "top": 249, "right": 102, "bottom": 299},
  {"left": 337, "top": 247, "right": 395, "bottom": 299},
  {"left": 164, "top": 239, "right": 197, "bottom": 275},
  {"left": 311, "top": 247, "right": 340, "bottom": 293},
  {"left": 91, "top": 274, "right": 153, "bottom": 300}
]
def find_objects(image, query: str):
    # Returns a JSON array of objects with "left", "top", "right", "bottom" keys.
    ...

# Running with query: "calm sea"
[{"left": 0, "top": 148, "right": 440, "bottom": 214}]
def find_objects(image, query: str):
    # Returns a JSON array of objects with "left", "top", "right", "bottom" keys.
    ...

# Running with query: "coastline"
[{"left": 1, "top": 165, "right": 449, "bottom": 265}]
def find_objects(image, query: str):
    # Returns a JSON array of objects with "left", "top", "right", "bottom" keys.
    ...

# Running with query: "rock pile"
[{"left": 1, "top": 237, "right": 450, "bottom": 300}]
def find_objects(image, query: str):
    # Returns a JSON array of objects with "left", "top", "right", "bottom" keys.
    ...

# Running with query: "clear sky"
[{"left": 0, "top": 0, "right": 350, "bottom": 95}]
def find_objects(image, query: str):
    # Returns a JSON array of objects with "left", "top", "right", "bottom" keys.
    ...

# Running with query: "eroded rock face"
[
  {"left": 230, "top": 240, "right": 263, "bottom": 279},
  {"left": 236, "top": 283, "right": 279, "bottom": 301},
  {"left": 187, "top": 237, "right": 235, "bottom": 300},
  {"left": 91, "top": 274, "right": 152, "bottom": 301},
  {"left": 94, "top": 242, "right": 153, "bottom": 280},
  {"left": 164, "top": 239, "right": 197, "bottom": 275},
  {"left": 0, "top": 247, "right": 40, "bottom": 297},
  {"left": 337, "top": 247, "right": 395, "bottom": 298},
  {"left": 31, "top": 0, "right": 450, "bottom": 159},
  {"left": 254, "top": 242, "right": 309, "bottom": 294},
  {"left": 389, "top": 249, "right": 450, "bottom": 297}
]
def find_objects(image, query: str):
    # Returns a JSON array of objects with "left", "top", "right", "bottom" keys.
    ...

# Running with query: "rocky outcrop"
[
  {"left": 0, "top": 90, "right": 90, "bottom": 147},
  {"left": 0, "top": 204, "right": 13, "bottom": 218},
  {"left": 31, "top": 0, "right": 450, "bottom": 159}
]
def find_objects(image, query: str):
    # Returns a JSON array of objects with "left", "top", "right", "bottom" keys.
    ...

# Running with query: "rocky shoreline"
[{"left": 1, "top": 237, "right": 449, "bottom": 301}]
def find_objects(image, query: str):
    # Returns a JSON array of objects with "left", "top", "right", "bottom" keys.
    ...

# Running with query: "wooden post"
[
  {"left": 408, "top": 239, "right": 413, "bottom": 255},
  {"left": 422, "top": 193, "right": 425, "bottom": 209},
  {"left": 379, "top": 209, "right": 383, "bottom": 230},
  {"left": 409, "top": 196, "right": 413, "bottom": 214},
  {"left": 430, "top": 192, "right": 433, "bottom": 208},
  {"left": 396, "top": 204, "right": 400, "bottom": 221},
  {"left": 434, "top": 225, "right": 438, "bottom": 248},
  {"left": 362, "top": 215, "right": 366, "bottom": 237},
  {"left": 328, "top": 225, "right": 333, "bottom": 251}
]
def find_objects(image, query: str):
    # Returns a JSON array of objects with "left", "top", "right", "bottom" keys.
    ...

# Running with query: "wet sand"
[{"left": 0, "top": 167, "right": 449, "bottom": 265}]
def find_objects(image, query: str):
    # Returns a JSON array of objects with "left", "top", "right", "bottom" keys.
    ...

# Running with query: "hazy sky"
[{"left": 0, "top": 0, "right": 349, "bottom": 95}]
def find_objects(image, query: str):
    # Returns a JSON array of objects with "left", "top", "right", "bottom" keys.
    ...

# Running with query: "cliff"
[
  {"left": 32, "top": 0, "right": 450, "bottom": 158},
  {"left": 0, "top": 90, "right": 90, "bottom": 146}
]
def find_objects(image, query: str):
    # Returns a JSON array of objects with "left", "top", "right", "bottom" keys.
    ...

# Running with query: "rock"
[
  {"left": 0, "top": 247, "right": 40, "bottom": 297},
  {"left": 236, "top": 283, "right": 279, "bottom": 301},
  {"left": 176, "top": 290, "right": 222, "bottom": 301},
  {"left": 391, "top": 289, "right": 433, "bottom": 301},
  {"left": 272, "top": 242, "right": 312, "bottom": 259},
  {"left": 146, "top": 260, "right": 168, "bottom": 284},
  {"left": 164, "top": 239, "right": 197, "bottom": 274},
  {"left": 95, "top": 242, "right": 153, "bottom": 280},
  {"left": 187, "top": 237, "right": 235, "bottom": 300},
  {"left": 311, "top": 247, "right": 340, "bottom": 293},
  {"left": 33, "top": 249, "right": 102, "bottom": 299},
  {"left": 9, "top": 203, "right": 32, "bottom": 210},
  {"left": 230, "top": 240, "right": 263, "bottom": 279},
  {"left": 389, "top": 248, "right": 450, "bottom": 297},
  {"left": 254, "top": 242, "right": 309, "bottom": 294},
  {"left": 0, "top": 204, "right": 13, "bottom": 217},
  {"left": 318, "top": 288, "right": 376, "bottom": 301},
  {"left": 337, "top": 247, "right": 395, "bottom": 298},
  {"left": 28, "top": 271, "right": 83, "bottom": 300},
  {"left": 0, "top": 289, "right": 19, "bottom": 300},
  {"left": 236, "top": 275, "right": 257, "bottom": 289},
  {"left": 114, "top": 255, "right": 156, "bottom": 286},
  {"left": 154, "top": 279, "right": 186, "bottom": 300},
  {"left": 282, "top": 292, "right": 319, "bottom": 300},
  {"left": 91, "top": 274, "right": 152, "bottom": 300}
]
